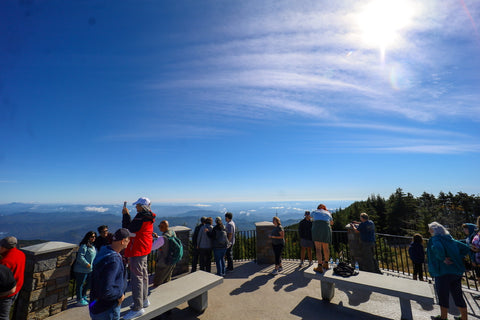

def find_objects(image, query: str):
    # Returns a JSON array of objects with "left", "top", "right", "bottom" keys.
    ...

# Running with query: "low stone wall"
[
  {"left": 18, "top": 242, "right": 78, "bottom": 320},
  {"left": 255, "top": 221, "right": 275, "bottom": 265}
]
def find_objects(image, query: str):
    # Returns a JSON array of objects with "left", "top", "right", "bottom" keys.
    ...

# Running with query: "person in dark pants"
[
  {"left": 269, "top": 216, "right": 285, "bottom": 275},
  {"left": 225, "top": 212, "right": 236, "bottom": 271},
  {"left": 408, "top": 233, "right": 425, "bottom": 281},
  {"left": 197, "top": 217, "right": 213, "bottom": 272},
  {"left": 427, "top": 221, "right": 469, "bottom": 320},
  {"left": 298, "top": 211, "right": 313, "bottom": 267},
  {"left": 191, "top": 217, "right": 206, "bottom": 273}
]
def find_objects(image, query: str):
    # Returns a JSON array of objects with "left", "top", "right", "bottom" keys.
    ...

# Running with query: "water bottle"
[
  {"left": 329, "top": 258, "right": 333, "bottom": 268},
  {"left": 336, "top": 258, "right": 339, "bottom": 266},
  {"left": 355, "top": 261, "right": 359, "bottom": 271}
]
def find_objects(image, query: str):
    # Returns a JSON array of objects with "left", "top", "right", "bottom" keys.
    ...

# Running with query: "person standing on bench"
[
  {"left": 427, "top": 221, "right": 469, "bottom": 320},
  {"left": 122, "top": 197, "right": 156, "bottom": 320},
  {"left": 311, "top": 204, "right": 333, "bottom": 273},
  {"left": 351, "top": 213, "right": 381, "bottom": 273}
]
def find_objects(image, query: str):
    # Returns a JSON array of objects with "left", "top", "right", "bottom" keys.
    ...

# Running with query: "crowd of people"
[{"left": 1, "top": 198, "right": 480, "bottom": 320}]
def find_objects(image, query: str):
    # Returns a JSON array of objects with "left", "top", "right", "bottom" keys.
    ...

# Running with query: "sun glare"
[{"left": 357, "top": 0, "right": 415, "bottom": 60}]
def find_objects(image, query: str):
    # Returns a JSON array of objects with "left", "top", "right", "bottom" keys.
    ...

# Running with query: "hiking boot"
[
  {"left": 322, "top": 261, "right": 329, "bottom": 270},
  {"left": 313, "top": 265, "right": 323, "bottom": 273},
  {"left": 299, "top": 260, "right": 304, "bottom": 267},
  {"left": 308, "top": 261, "right": 313, "bottom": 266},
  {"left": 123, "top": 308, "right": 145, "bottom": 320}
]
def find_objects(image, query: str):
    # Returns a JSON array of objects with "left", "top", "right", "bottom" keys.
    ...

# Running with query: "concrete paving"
[{"left": 49, "top": 260, "right": 480, "bottom": 320}]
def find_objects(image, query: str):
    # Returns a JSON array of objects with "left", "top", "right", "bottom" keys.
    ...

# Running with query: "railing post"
[
  {"left": 255, "top": 221, "right": 275, "bottom": 264},
  {"left": 17, "top": 241, "right": 77, "bottom": 319},
  {"left": 171, "top": 226, "right": 191, "bottom": 276}
]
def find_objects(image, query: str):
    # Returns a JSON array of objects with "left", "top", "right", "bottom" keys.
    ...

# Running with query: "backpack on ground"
[
  {"left": 165, "top": 235, "right": 183, "bottom": 265},
  {"left": 333, "top": 262, "right": 358, "bottom": 277}
]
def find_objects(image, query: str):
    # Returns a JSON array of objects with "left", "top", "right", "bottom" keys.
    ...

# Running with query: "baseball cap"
[
  {"left": 0, "top": 236, "right": 17, "bottom": 249},
  {"left": 112, "top": 228, "right": 134, "bottom": 241},
  {"left": 132, "top": 197, "right": 151, "bottom": 206}
]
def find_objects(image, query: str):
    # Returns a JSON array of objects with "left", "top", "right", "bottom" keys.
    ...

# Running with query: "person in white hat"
[{"left": 122, "top": 197, "right": 156, "bottom": 320}]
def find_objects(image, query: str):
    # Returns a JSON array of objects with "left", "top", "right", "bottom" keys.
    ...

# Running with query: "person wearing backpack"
[
  {"left": 198, "top": 217, "right": 213, "bottom": 272},
  {"left": 152, "top": 220, "right": 181, "bottom": 288},
  {"left": 208, "top": 217, "right": 229, "bottom": 276}
]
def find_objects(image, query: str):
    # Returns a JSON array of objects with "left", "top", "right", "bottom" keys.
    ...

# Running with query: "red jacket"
[
  {"left": 122, "top": 210, "right": 156, "bottom": 257},
  {"left": 0, "top": 247, "right": 26, "bottom": 297}
]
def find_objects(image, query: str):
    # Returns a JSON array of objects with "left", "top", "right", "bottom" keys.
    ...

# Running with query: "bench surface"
[
  {"left": 304, "top": 265, "right": 435, "bottom": 303},
  {"left": 134, "top": 271, "right": 224, "bottom": 320}
]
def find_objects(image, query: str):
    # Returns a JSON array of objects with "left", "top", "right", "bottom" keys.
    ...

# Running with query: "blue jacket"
[
  {"left": 427, "top": 234, "right": 469, "bottom": 277},
  {"left": 73, "top": 244, "right": 96, "bottom": 274},
  {"left": 89, "top": 245, "right": 126, "bottom": 315}
]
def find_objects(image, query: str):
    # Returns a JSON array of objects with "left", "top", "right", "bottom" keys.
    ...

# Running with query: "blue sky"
[{"left": 1, "top": 0, "right": 479, "bottom": 204}]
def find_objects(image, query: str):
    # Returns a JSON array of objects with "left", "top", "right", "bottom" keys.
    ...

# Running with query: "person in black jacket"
[
  {"left": 207, "top": 217, "right": 229, "bottom": 276},
  {"left": 298, "top": 211, "right": 314, "bottom": 267},
  {"left": 191, "top": 217, "right": 206, "bottom": 273}
]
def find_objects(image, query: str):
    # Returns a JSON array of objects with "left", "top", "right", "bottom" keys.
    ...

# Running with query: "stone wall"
[
  {"left": 17, "top": 242, "right": 77, "bottom": 320},
  {"left": 255, "top": 221, "right": 275, "bottom": 264}
]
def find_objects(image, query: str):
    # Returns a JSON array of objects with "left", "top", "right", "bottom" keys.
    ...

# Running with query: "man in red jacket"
[
  {"left": 122, "top": 197, "right": 156, "bottom": 320},
  {"left": 0, "top": 236, "right": 26, "bottom": 320}
]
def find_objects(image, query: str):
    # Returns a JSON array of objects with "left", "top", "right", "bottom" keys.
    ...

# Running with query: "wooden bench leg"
[
  {"left": 321, "top": 281, "right": 335, "bottom": 301},
  {"left": 399, "top": 297, "right": 413, "bottom": 320},
  {"left": 188, "top": 292, "right": 208, "bottom": 313}
]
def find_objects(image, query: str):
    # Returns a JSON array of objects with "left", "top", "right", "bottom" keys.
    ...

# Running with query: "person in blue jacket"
[
  {"left": 89, "top": 228, "right": 131, "bottom": 320},
  {"left": 73, "top": 231, "right": 97, "bottom": 306},
  {"left": 427, "top": 222, "right": 469, "bottom": 320}
]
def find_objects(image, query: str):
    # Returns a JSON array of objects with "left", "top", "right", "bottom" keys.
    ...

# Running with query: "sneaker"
[
  {"left": 123, "top": 309, "right": 145, "bottom": 320},
  {"left": 299, "top": 261, "right": 304, "bottom": 267},
  {"left": 76, "top": 299, "right": 88, "bottom": 306},
  {"left": 473, "top": 294, "right": 480, "bottom": 300},
  {"left": 313, "top": 265, "right": 323, "bottom": 273},
  {"left": 271, "top": 269, "right": 278, "bottom": 275},
  {"left": 308, "top": 261, "right": 313, "bottom": 266},
  {"left": 278, "top": 266, "right": 283, "bottom": 272},
  {"left": 431, "top": 316, "right": 447, "bottom": 320},
  {"left": 143, "top": 299, "right": 150, "bottom": 308},
  {"left": 322, "top": 261, "right": 329, "bottom": 270}
]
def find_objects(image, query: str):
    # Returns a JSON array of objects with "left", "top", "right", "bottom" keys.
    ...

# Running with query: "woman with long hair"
[
  {"left": 311, "top": 204, "right": 333, "bottom": 273},
  {"left": 269, "top": 216, "right": 285, "bottom": 275},
  {"left": 73, "top": 231, "right": 97, "bottom": 306}
]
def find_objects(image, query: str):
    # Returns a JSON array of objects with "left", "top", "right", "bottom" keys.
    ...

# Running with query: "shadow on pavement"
[{"left": 291, "top": 296, "right": 391, "bottom": 320}]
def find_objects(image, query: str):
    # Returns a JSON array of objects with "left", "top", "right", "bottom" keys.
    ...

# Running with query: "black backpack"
[{"left": 333, "top": 262, "right": 358, "bottom": 277}]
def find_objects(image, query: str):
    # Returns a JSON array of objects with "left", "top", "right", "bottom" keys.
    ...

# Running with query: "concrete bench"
[
  {"left": 133, "top": 271, "right": 223, "bottom": 319},
  {"left": 304, "top": 265, "right": 435, "bottom": 320}
]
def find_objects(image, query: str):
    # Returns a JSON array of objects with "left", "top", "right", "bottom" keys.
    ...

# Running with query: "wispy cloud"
[{"left": 84, "top": 206, "right": 109, "bottom": 213}]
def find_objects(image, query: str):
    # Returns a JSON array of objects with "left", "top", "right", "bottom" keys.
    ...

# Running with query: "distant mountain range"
[{"left": 0, "top": 200, "right": 353, "bottom": 244}]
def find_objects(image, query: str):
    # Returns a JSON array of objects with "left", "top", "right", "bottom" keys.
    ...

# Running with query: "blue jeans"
[
  {"left": 213, "top": 248, "right": 227, "bottom": 276},
  {"left": 89, "top": 304, "right": 121, "bottom": 320},
  {"left": 74, "top": 272, "right": 91, "bottom": 301}
]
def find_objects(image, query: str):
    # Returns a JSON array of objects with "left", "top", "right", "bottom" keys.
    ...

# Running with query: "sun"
[{"left": 357, "top": 0, "right": 415, "bottom": 60}]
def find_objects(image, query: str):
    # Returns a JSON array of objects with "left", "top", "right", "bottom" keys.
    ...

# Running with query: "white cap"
[{"left": 133, "top": 197, "right": 151, "bottom": 206}]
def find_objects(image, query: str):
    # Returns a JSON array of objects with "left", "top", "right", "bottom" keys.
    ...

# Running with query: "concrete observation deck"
[{"left": 49, "top": 260, "right": 480, "bottom": 320}]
